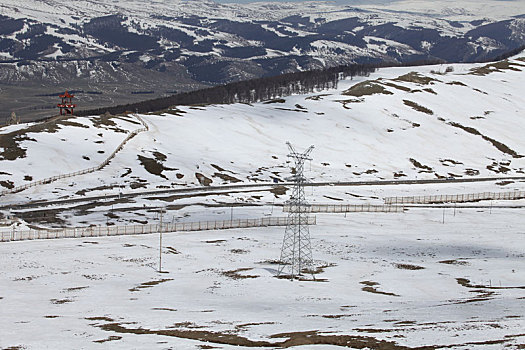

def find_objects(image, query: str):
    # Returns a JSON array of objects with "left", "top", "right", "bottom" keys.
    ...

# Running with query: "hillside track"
[{"left": 2, "top": 175, "right": 525, "bottom": 212}]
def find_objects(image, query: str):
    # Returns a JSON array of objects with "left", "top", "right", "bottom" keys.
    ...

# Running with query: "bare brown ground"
[
  {"left": 305, "top": 94, "right": 331, "bottom": 101},
  {"left": 269, "top": 186, "right": 287, "bottom": 196},
  {"left": 394, "top": 263, "right": 425, "bottom": 270},
  {"left": 362, "top": 286, "right": 400, "bottom": 297},
  {"left": 221, "top": 268, "right": 259, "bottom": 280},
  {"left": 438, "top": 259, "right": 469, "bottom": 266},
  {"left": 394, "top": 72, "right": 440, "bottom": 85},
  {"left": 50, "top": 298, "right": 73, "bottom": 304},
  {"left": 403, "top": 100, "right": 434, "bottom": 115},
  {"left": 360, "top": 281, "right": 399, "bottom": 297},
  {"left": 447, "top": 122, "right": 523, "bottom": 158},
  {"left": 91, "top": 322, "right": 423, "bottom": 349},
  {"left": 129, "top": 278, "right": 173, "bottom": 292},
  {"left": 212, "top": 172, "right": 242, "bottom": 183},
  {"left": 324, "top": 195, "right": 343, "bottom": 201},
  {"left": 86, "top": 316, "right": 525, "bottom": 349},
  {"left": 195, "top": 173, "right": 213, "bottom": 186},
  {"left": 456, "top": 278, "right": 525, "bottom": 290},
  {"left": 343, "top": 81, "right": 393, "bottom": 97},
  {"left": 263, "top": 98, "right": 286, "bottom": 104},
  {"left": 382, "top": 82, "right": 412, "bottom": 92},
  {"left": 469, "top": 60, "right": 525, "bottom": 76},
  {"left": 93, "top": 335, "right": 122, "bottom": 343},
  {"left": 446, "top": 81, "right": 467, "bottom": 86},
  {"left": 138, "top": 155, "right": 176, "bottom": 179}
]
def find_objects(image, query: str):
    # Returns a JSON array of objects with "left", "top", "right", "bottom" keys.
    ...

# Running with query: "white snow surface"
[
  {"left": 0, "top": 53, "right": 525, "bottom": 349},
  {"left": 0, "top": 114, "right": 143, "bottom": 190},
  {"left": 1, "top": 55, "right": 525, "bottom": 202},
  {"left": 1, "top": 208, "right": 524, "bottom": 348},
  {"left": 1, "top": 0, "right": 522, "bottom": 33}
]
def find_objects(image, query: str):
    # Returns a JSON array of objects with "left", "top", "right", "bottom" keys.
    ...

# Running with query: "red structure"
[{"left": 57, "top": 91, "right": 76, "bottom": 115}]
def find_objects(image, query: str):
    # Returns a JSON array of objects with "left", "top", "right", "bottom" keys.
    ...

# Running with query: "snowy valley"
[{"left": 0, "top": 51, "right": 524, "bottom": 348}]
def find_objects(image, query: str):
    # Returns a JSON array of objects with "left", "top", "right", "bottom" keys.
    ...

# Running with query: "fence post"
[{"left": 1, "top": 216, "right": 304, "bottom": 242}]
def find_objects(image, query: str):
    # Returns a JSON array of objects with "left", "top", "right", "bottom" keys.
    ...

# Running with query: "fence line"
[
  {"left": 0, "top": 114, "right": 148, "bottom": 197},
  {"left": 384, "top": 190, "right": 525, "bottom": 205},
  {"left": 0, "top": 216, "right": 316, "bottom": 242},
  {"left": 283, "top": 203, "right": 405, "bottom": 213}
]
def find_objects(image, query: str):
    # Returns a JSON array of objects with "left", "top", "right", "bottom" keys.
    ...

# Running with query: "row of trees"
[
  {"left": 486, "top": 44, "right": 525, "bottom": 62},
  {"left": 77, "top": 63, "right": 377, "bottom": 116}
]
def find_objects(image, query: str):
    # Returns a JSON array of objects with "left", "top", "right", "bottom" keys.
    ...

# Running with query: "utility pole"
[{"left": 159, "top": 207, "right": 165, "bottom": 273}]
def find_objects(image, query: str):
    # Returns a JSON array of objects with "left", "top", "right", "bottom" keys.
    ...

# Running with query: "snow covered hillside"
[{"left": 1, "top": 54, "right": 524, "bottom": 203}]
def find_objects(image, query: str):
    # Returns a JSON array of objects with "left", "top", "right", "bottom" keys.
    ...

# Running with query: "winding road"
[{"left": 2, "top": 175, "right": 525, "bottom": 211}]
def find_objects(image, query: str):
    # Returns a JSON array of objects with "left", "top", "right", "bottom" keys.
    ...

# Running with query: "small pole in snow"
[
  {"left": 454, "top": 203, "right": 456, "bottom": 217},
  {"left": 230, "top": 207, "right": 233, "bottom": 221},
  {"left": 490, "top": 200, "right": 493, "bottom": 214},
  {"left": 442, "top": 208, "right": 445, "bottom": 224},
  {"left": 159, "top": 207, "right": 165, "bottom": 273}
]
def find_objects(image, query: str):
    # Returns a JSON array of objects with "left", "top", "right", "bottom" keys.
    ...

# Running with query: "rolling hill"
[
  {"left": 1, "top": 53, "right": 524, "bottom": 204},
  {"left": 1, "top": 0, "right": 524, "bottom": 121}
]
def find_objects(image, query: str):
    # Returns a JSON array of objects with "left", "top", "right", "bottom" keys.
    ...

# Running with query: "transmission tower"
[{"left": 278, "top": 142, "right": 315, "bottom": 280}]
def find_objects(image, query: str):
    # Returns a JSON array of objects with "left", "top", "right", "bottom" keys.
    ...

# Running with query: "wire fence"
[
  {"left": 0, "top": 114, "right": 148, "bottom": 197},
  {"left": 0, "top": 216, "right": 316, "bottom": 242},
  {"left": 283, "top": 203, "right": 405, "bottom": 213},
  {"left": 384, "top": 190, "right": 525, "bottom": 205}
]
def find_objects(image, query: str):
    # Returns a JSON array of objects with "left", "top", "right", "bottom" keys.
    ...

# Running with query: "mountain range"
[{"left": 0, "top": 0, "right": 524, "bottom": 121}]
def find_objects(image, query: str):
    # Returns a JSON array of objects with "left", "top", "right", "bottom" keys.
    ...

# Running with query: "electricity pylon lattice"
[{"left": 278, "top": 142, "right": 315, "bottom": 280}]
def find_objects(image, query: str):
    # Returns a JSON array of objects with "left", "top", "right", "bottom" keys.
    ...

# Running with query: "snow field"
[
  {"left": 0, "top": 205, "right": 524, "bottom": 349},
  {"left": 0, "top": 114, "right": 142, "bottom": 190},
  {"left": 0, "top": 9, "right": 524, "bottom": 350},
  {"left": 3, "top": 56, "right": 525, "bottom": 207}
]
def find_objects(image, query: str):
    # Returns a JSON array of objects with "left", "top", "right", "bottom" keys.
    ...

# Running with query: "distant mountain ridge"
[{"left": 0, "top": 0, "right": 524, "bottom": 121}]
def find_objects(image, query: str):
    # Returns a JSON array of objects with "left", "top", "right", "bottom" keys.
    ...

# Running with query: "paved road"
[{"left": 2, "top": 175, "right": 524, "bottom": 211}]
